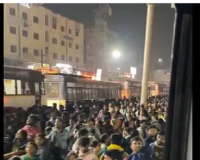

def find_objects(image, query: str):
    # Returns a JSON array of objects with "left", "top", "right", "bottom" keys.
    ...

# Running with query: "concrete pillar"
[{"left": 140, "top": 4, "right": 155, "bottom": 106}]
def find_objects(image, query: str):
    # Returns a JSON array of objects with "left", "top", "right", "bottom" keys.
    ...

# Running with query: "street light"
[
  {"left": 117, "top": 67, "right": 120, "bottom": 70},
  {"left": 158, "top": 58, "right": 162, "bottom": 63},
  {"left": 112, "top": 50, "right": 121, "bottom": 59}
]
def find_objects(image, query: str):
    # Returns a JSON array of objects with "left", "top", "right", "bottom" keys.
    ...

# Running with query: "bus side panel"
[{"left": 4, "top": 96, "right": 35, "bottom": 109}]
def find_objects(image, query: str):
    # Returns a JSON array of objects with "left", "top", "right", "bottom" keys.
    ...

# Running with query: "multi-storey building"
[{"left": 4, "top": 3, "right": 84, "bottom": 68}]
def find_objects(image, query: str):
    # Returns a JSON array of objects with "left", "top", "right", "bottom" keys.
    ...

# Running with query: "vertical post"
[
  {"left": 140, "top": 4, "right": 155, "bottom": 106},
  {"left": 41, "top": 49, "right": 44, "bottom": 67}
]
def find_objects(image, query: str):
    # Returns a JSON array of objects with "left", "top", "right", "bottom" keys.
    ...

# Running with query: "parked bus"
[
  {"left": 4, "top": 66, "right": 46, "bottom": 108},
  {"left": 44, "top": 74, "right": 121, "bottom": 106}
]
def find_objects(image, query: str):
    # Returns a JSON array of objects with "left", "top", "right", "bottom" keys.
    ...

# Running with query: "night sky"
[{"left": 44, "top": 4, "right": 175, "bottom": 70}]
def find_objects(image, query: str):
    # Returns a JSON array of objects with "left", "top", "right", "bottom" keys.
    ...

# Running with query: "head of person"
[
  {"left": 35, "top": 133, "right": 46, "bottom": 147},
  {"left": 123, "top": 127, "right": 132, "bottom": 138},
  {"left": 100, "top": 133, "right": 110, "bottom": 145},
  {"left": 122, "top": 121, "right": 129, "bottom": 129},
  {"left": 87, "top": 118, "right": 95, "bottom": 127},
  {"left": 45, "top": 127, "right": 52, "bottom": 136},
  {"left": 66, "top": 151, "right": 78, "bottom": 160},
  {"left": 140, "top": 120, "right": 147, "bottom": 129},
  {"left": 130, "top": 137, "right": 143, "bottom": 153},
  {"left": 130, "top": 129, "right": 139, "bottom": 138},
  {"left": 79, "top": 137, "right": 90, "bottom": 153},
  {"left": 148, "top": 125, "right": 158, "bottom": 137},
  {"left": 55, "top": 117, "right": 64, "bottom": 130},
  {"left": 111, "top": 133, "right": 122, "bottom": 146},
  {"left": 156, "top": 131, "right": 165, "bottom": 146},
  {"left": 91, "top": 140, "right": 101, "bottom": 154},
  {"left": 129, "top": 118, "right": 136, "bottom": 129},
  {"left": 89, "top": 128, "right": 96, "bottom": 136},
  {"left": 69, "top": 117, "right": 76, "bottom": 128},
  {"left": 15, "top": 129, "right": 27, "bottom": 141},
  {"left": 104, "top": 150, "right": 123, "bottom": 160},
  {"left": 26, "top": 115, "right": 38, "bottom": 126},
  {"left": 46, "top": 121, "right": 54, "bottom": 128},
  {"left": 25, "top": 142, "right": 38, "bottom": 157},
  {"left": 103, "top": 105, "right": 109, "bottom": 112},
  {"left": 78, "top": 129, "right": 89, "bottom": 138},
  {"left": 114, "top": 105, "right": 120, "bottom": 112}
]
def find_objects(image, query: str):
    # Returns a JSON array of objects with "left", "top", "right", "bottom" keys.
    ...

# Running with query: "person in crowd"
[
  {"left": 99, "top": 133, "right": 110, "bottom": 157},
  {"left": 22, "top": 115, "right": 41, "bottom": 139},
  {"left": 137, "top": 120, "right": 148, "bottom": 139},
  {"left": 149, "top": 131, "right": 165, "bottom": 160},
  {"left": 45, "top": 127, "right": 52, "bottom": 137},
  {"left": 145, "top": 125, "right": 158, "bottom": 145},
  {"left": 65, "top": 117, "right": 76, "bottom": 150},
  {"left": 72, "top": 129, "right": 89, "bottom": 153},
  {"left": 65, "top": 151, "right": 78, "bottom": 160},
  {"left": 89, "top": 128, "right": 98, "bottom": 144},
  {"left": 102, "top": 116, "right": 114, "bottom": 134},
  {"left": 21, "top": 142, "right": 40, "bottom": 160},
  {"left": 128, "top": 137, "right": 152, "bottom": 160},
  {"left": 100, "top": 133, "right": 129, "bottom": 160},
  {"left": 48, "top": 117, "right": 70, "bottom": 160},
  {"left": 77, "top": 137, "right": 98, "bottom": 160},
  {"left": 90, "top": 140, "right": 101, "bottom": 157},
  {"left": 122, "top": 127, "right": 132, "bottom": 154},
  {"left": 11, "top": 130, "right": 28, "bottom": 152},
  {"left": 85, "top": 118, "right": 101, "bottom": 138},
  {"left": 34, "top": 133, "right": 53, "bottom": 160},
  {"left": 104, "top": 150, "right": 124, "bottom": 160},
  {"left": 8, "top": 156, "right": 21, "bottom": 160},
  {"left": 96, "top": 105, "right": 111, "bottom": 123}
]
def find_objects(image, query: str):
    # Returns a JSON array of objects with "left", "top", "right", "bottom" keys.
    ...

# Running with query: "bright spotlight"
[
  {"left": 158, "top": 58, "right": 162, "bottom": 62},
  {"left": 112, "top": 50, "right": 121, "bottom": 59}
]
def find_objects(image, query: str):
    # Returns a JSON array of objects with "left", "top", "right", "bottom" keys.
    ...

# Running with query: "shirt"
[
  {"left": 22, "top": 125, "right": 41, "bottom": 138},
  {"left": 21, "top": 155, "right": 40, "bottom": 160}
]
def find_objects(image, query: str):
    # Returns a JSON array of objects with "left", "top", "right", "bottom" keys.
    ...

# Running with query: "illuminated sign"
[
  {"left": 123, "top": 72, "right": 131, "bottom": 78},
  {"left": 34, "top": 67, "right": 59, "bottom": 75},
  {"left": 81, "top": 72, "right": 95, "bottom": 80},
  {"left": 20, "top": 3, "right": 31, "bottom": 8}
]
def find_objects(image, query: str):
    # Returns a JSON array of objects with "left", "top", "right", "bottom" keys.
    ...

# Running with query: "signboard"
[
  {"left": 34, "top": 67, "right": 59, "bottom": 75},
  {"left": 81, "top": 72, "right": 95, "bottom": 80}
]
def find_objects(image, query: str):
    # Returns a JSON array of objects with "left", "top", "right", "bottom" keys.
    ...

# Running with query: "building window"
[
  {"left": 69, "top": 42, "right": 72, "bottom": 48},
  {"left": 61, "top": 55, "right": 65, "bottom": 61},
  {"left": 34, "top": 49, "right": 39, "bottom": 56},
  {"left": 69, "top": 56, "right": 72, "bottom": 62},
  {"left": 52, "top": 17, "right": 57, "bottom": 29},
  {"left": 10, "top": 26, "right": 16, "bottom": 34},
  {"left": 9, "top": 8, "right": 15, "bottom": 16},
  {"left": 33, "top": 33, "right": 39, "bottom": 40},
  {"left": 76, "top": 58, "right": 79, "bottom": 63},
  {"left": 61, "top": 26, "right": 65, "bottom": 32},
  {"left": 45, "top": 31, "right": 49, "bottom": 42},
  {"left": 75, "top": 44, "right": 79, "bottom": 50},
  {"left": 22, "top": 47, "right": 28, "bottom": 56},
  {"left": 61, "top": 41, "right": 65, "bottom": 46},
  {"left": 22, "top": 12, "right": 28, "bottom": 20},
  {"left": 52, "top": 38, "right": 57, "bottom": 44},
  {"left": 68, "top": 29, "right": 72, "bottom": 35},
  {"left": 53, "top": 53, "right": 57, "bottom": 59},
  {"left": 75, "top": 31, "right": 79, "bottom": 37},
  {"left": 22, "top": 30, "right": 28, "bottom": 37},
  {"left": 33, "top": 16, "right": 39, "bottom": 23},
  {"left": 45, "top": 15, "right": 48, "bottom": 26},
  {"left": 10, "top": 45, "right": 17, "bottom": 53},
  {"left": 45, "top": 47, "right": 49, "bottom": 56}
]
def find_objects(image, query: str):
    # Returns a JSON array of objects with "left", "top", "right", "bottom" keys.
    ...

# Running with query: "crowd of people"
[{"left": 4, "top": 96, "right": 167, "bottom": 160}]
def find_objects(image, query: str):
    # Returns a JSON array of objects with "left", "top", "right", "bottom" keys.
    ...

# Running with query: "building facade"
[{"left": 4, "top": 3, "right": 84, "bottom": 68}]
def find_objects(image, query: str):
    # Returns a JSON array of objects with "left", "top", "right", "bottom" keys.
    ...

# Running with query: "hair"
[
  {"left": 18, "top": 129, "right": 27, "bottom": 139},
  {"left": 35, "top": 133, "right": 46, "bottom": 139},
  {"left": 88, "top": 118, "right": 95, "bottom": 124},
  {"left": 89, "top": 128, "right": 96, "bottom": 135},
  {"left": 26, "top": 142, "right": 38, "bottom": 150},
  {"left": 100, "top": 133, "right": 108, "bottom": 143},
  {"left": 66, "top": 151, "right": 78, "bottom": 160},
  {"left": 104, "top": 150, "right": 123, "bottom": 160},
  {"left": 130, "top": 129, "right": 139, "bottom": 138},
  {"left": 111, "top": 133, "right": 122, "bottom": 146},
  {"left": 90, "top": 140, "right": 100, "bottom": 148},
  {"left": 46, "top": 121, "right": 54, "bottom": 127},
  {"left": 28, "top": 115, "right": 38, "bottom": 123},
  {"left": 78, "top": 129, "right": 88, "bottom": 137},
  {"left": 130, "top": 136, "right": 143, "bottom": 144},
  {"left": 123, "top": 121, "right": 129, "bottom": 128},
  {"left": 157, "top": 130, "right": 165, "bottom": 136},
  {"left": 79, "top": 137, "right": 90, "bottom": 147},
  {"left": 148, "top": 125, "right": 158, "bottom": 131}
]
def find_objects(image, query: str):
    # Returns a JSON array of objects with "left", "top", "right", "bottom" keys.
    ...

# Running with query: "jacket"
[{"left": 36, "top": 141, "right": 53, "bottom": 160}]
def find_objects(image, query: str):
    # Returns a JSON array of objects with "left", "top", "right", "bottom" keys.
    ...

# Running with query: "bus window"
[
  {"left": 45, "top": 83, "right": 59, "bottom": 98},
  {"left": 16, "top": 80, "right": 31, "bottom": 95},
  {"left": 35, "top": 83, "right": 40, "bottom": 95},
  {"left": 4, "top": 79, "right": 16, "bottom": 95},
  {"left": 41, "top": 82, "right": 45, "bottom": 95}
]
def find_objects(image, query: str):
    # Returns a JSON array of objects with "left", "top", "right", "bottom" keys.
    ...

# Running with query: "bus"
[
  {"left": 4, "top": 66, "right": 46, "bottom": 108},
  {"left": 44, "top": 74, "right": 121, "bottom": 106}
]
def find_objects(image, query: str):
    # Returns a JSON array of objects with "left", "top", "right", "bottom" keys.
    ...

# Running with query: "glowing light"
[{"left": 112, "top": 50, "right": 121, "bottom": 59}]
